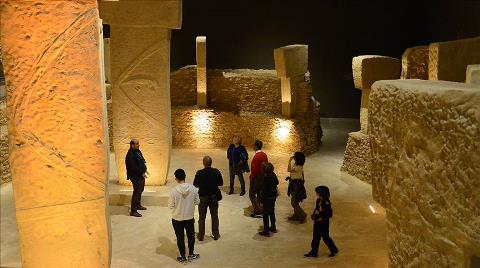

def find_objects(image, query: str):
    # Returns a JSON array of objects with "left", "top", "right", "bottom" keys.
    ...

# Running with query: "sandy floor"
[{"left": 1, "top": 119, "right": 388, "bottom": 268}]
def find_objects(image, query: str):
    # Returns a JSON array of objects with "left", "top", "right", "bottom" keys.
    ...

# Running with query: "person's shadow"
[{"left": 155, "top": 237, "right": 178, "bottom": 261}]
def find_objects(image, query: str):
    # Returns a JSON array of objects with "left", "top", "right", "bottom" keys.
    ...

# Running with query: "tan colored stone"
[
  {"left": 369, "top": 79, "right": 480, "bottom": 267},
  {"left": 428, "top": 36, "right": 480, "bottom": 82},
  {"left": 401, "top": 45, "right": 429, "bottom": 80},
  {"left": 341, "top": 131, "right": 372, "bottom": 183},
  {"left": 104, "top": 38, "right": 112, "bottom": 84},
  {"left": 274, "top": 45, "right": 308, "bottom": 78},
  {"left": 0, "top": 1, "right": 110, "bottom": 267},
  {"left": 352, "top": 55, "right": 401, "bottom": 90},
  {"left": 196, "top": 36, "right": 207, "bottom": 108},
  {"left": 359, "top": 88, "right": 370, "bottom": 133},
  {"left": 99, "top": 0, "right": 182, "bottom": 29},
  {"left": 466, "top": 64, "right": 480, "bottom": 85}
]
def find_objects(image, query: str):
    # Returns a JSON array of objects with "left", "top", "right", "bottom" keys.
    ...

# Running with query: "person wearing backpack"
[{"left": 304, "top": 186, "right": 339, "bottom": 258}]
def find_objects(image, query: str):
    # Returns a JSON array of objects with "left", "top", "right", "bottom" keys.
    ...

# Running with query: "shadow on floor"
[
  {"left": 109, "top": 194, "right": 169, "bottom": 207},
  {"left": 155, "top": 237, "right": 180, "bottom": 261}
]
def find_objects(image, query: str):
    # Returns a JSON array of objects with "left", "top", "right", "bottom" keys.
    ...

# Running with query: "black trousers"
[
  {"left": 198, "top": 195, "right": 220, "bottom": 239},
  {"left": 172, "top": 219, "right": 196, "bottom": 258},
  {"left": 130, "top": 177, "right": 145, "bottom": 212},
  {"left": 262, "top": 198, "right": 276, "bottom": 233},
  {"left": 229, "top": 165, "right": 245, "bottom": 192},
  {"left": 310, "top": 221, "right": 338, "bottom": 255}
]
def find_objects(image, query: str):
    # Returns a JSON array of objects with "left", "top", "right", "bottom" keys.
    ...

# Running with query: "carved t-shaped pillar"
[
  {"left": 274, "top": 45, "right": 308, "bottom": 118},
  {"left": 99, "top": 0, "right": 182, "bottom": 186}
]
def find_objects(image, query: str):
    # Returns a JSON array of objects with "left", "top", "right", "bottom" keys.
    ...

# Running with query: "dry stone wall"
[
  {"left": 0, "top": 96, "right": 10, "bottom": 184},
  {"left": 369, "top": 79, "right": 480, "bottom": 267}
]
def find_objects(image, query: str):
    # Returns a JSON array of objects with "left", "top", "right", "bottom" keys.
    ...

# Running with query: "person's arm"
[
  {"left": 273, "top": 174, "right": 279, "bottom": 186},
  {"left": 287, "top": 156, "right": 295, "bottom": 172},
  {"left": 227, "top": 145, "right": 232, "bottom": 159},
  {"left": 250, "top": 156, "right": 259, "bottom": 180},
  {"left": 168, "top": 191, "right": 175, "bottom": 209},
  {"left": 193, "top": 171, "right": 199, "bottom": 188},
  {"left": 217, "top": 169, "right": 224, "bottom": 186}
]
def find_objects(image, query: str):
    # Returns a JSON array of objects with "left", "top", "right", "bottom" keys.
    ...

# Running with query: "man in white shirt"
[{"left": 168, "top": 169, "right": 200, "bottom": 264}]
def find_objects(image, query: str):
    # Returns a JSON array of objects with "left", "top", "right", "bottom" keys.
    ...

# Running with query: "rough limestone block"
[
  {"left": 0, "top": 1, "right": 110, "bottom": 267},
  {"left": 352, "top": 55, "right": 401, "bottom": 91},
  {"left": 352, "top": 55, "right": 400, "bottom": 133},
  {"left": 429, "top": 36, "right": 480, "bottom": 82},
  {"left": 466, "top": 64, "right": 480, "bottom": 85},
  {"left": 401, "top": 45, "right": 429, "bottom": 80},
  {"left": 341, "top": 131, "right": 372, "bottom": 183},
  {"left": 99, "top": 0, "right": 182, "bottom": 29},
  {"left": 369, "top": 79, "right": 480, "bottom": 267},
  {"left": 196, "top": 36, "right": 207, "bottom": 108},
  {"left": 274, "top": 44, "right": 308, "bottom": 78}
]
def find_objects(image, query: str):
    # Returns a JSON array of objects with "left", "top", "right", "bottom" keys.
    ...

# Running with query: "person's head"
[
  {"left": 263, "top": 162, "right": 274, "bottom": 175},
  {"left": 130, "top": 139, "right": 140, "bottom": 150},
  {"left": 203, "top": 156, "right": 212, "bottom": 168},
  {"left": 294, "top": 152, "right": 306, "bottom": 166},
  {"left": 233, "top": 135, "right": 241, "bottom": 145},
  {"left": 174, "top": 169, "right": 186, "bottom": 183},
  {"left": 315, "top": 186, "right": 330, "bottom": 199},
  {"left": 254, "top": 140, "right": 263, "bottom": 151}
]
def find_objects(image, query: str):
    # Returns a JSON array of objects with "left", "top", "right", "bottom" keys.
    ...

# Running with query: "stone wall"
[
  {"left": 170, "top": 66, "right": 321, "bottom": 154},
  {"left": 369, "top": 79, "right": 480, "bottom": 267},
  {"left": 171, "top": 66, "right": 282, "bottom": 114}
]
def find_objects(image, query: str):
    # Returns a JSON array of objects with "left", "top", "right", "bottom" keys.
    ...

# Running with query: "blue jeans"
[
  {"left": 229, "top": 165, "right": 245, "bottom": 192},
  {"left": 262, "top": 198, "right": 276, "bottom": 233}
]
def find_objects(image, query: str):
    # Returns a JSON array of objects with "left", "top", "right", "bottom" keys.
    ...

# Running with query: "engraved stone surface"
[
  {"left": 466, "top": 64, "right": 480, "bottom": 85},
  {"left": 109, "top": 26, "right": 172, "bottom": 186},
  {"left": 401, "top": 45, "right": 429, "bottom": 80},
  {"left": 352, "top": 55, "right": 401, "bottom": 91},
  {"left": 0, "top": 1, "right": 110, "bottom": 267},
  {"left": 369, "top": 79, "right": 480, "bottom": 267},
  {"left": 429, "top": 36, "right": 480, "bottom": 82}
]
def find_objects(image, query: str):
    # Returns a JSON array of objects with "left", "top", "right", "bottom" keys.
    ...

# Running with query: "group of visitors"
[{"left": 125, "top": 136, "right": 338, "bottom": 264}]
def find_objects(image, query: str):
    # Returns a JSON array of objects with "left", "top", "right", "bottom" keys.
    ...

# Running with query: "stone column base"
[{"left": 341, "top": 131, "right": 372, "bottom": 183}]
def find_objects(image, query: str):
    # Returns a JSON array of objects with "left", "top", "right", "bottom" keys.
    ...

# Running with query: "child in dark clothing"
[
  {"left": 304, "top": 186, "right": 339, "bottom": 258},
  {"left": 258, "top": 162, "right": 279, "bottom": 236}
]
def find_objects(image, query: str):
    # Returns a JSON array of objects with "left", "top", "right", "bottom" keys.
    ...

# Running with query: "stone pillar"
[
  {"left": 341, "top": 55, "right": 400, "bottom": 183},
  {"left": 99, "top": 0, "right": 182, "bottom": 186},
  {"left": 429, "top": 36, "right": 480, "bottom": 82},
  {"left": 196, "top": 36, "right": 207, "bottom": 108},
  {"left": 400, "top": 45, "right": 429, "bottom": 80},
  {"left": 274, "top": 45, "right": 308, "bottom": 118},
  {"left": 104, "top": 38, "right": 112, "bottom": 85},
  {"left": 0, "top": 1, "right": 110, "bottom": 267},
  {"left": 466, "top": 64, "right": 480, "bottom": 85}
]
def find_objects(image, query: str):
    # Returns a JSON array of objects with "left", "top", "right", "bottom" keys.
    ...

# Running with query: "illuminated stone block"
[
  {"left": 104, "top": 38, "right": 112, "bottom": 84},
  {"left": 274, "top": 44, "right": 308, "bottom": 78},
  {"left": 0, "top": 1, "right": 110, "bottom": 267},
  {"left": 369, "top": 79, "right": 480, "bottom": 267},
  {"left": 341, "top": 131, "right": 371, "bottom": 183},
  {"left": 196, "top": 36, "right": 207, "bottom": 108},
  {"left": 401, "top": 45, "right": 429, "bottom": 80},
  {"left": 352, "top": 55, "right": 401, "bottom": 132},
  {"left": 99, "top": 0, "right": 182, "bottom": 29},
  {"left": 429, "top": 36, "right": 480, "bottom": 82},
  {"left": 274, "top": 45, "right": 308, "bottom": 118},
  {"left": 466, "top": 64, "right": 480, "bottom": 85},
  {"left": 101, "top": 0, "right": 181, "bottom": 185}
]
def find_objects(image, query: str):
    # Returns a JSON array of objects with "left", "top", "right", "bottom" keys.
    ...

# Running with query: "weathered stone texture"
[
  {"left": 1, "top": 1, "right": 110, "bottom": 267},
  {"left": 429, "top": 36, "right": 480, "bottom": 82},
  {"left": 352, "top": 55, "right": 401, "bottom": 91},
  {"left": 274, "top": 45, "right": 308, "bottom": 78},
  {"left": 109, "top": 27, "right": 172, "bottom": 186},
  {"left": 369, "top": 79, "right": 480, "bottom": 267},
  {"left": 466, "top": 64, "right": 480, "bottom": 85},
  {"left": 340, "top": 131, "right": 371, "bottom": 183},
  {"left": 196, "top": 36, "right": 207, "bottom": 108},
  {"left": 170, "top": 65, "right": 197, "bottom": 106},
  {"left": 0, "top": 96, "right": 10, "bottom": 184},
  {"left": 401, "top": 45, "right": 429, "bottom": 80}
]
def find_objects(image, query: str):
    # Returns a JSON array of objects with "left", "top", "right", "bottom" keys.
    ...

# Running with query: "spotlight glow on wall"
[
  {"left": 369, "top": 204, "right": 377, "bottom": 214},
  {"left": 192, "top": 110, "right": 212, "bottom": 135},
  {"left": 275, "top": 119, "right": 292, "bottom": 141}
]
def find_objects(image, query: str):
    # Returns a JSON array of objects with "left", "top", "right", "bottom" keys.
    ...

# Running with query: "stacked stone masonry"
[
  {"left": 369, "top": 80, "right": 480, "bottom": 268},
  {"left": 170, "top": 66, "right": 321, "bottom": 154}
]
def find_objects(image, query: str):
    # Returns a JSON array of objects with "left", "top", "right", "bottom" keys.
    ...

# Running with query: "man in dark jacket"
[
  {"left": 125, "top": 139, "right": 147, "bottom": 217},
  {"left": 193, "top": 156, "right": 223, "bottom": 241}
]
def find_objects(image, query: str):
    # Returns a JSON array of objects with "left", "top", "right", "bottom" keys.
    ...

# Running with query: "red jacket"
[{"left": 250, "top": 151, "right": 268, "bottom": 180}]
